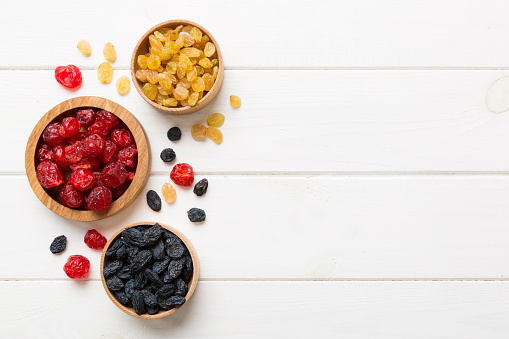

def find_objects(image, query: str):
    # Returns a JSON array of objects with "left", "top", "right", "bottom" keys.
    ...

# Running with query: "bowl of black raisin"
[{"left": 100, "top": 222, "right": 199, "bottom": 319}]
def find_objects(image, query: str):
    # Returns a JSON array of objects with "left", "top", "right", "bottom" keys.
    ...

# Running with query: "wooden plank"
[
  {"left": 4, "top": 174, "right": 509, "bottom": 279},
  {"left": 2, "top": 1, "right": 509, "bottom": 68},
  {"left": 0, "top": 281, "right": 508, "bottom": 338},
  {"left": 5, "top": 69, "right": 509, "bottom": 174}
]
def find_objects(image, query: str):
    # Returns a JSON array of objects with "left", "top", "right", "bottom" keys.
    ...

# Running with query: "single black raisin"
[
  {"left": 155, "top": 284, "right": 176, "bottom": 300},
  {"left": 160, "top": 148, "right": 176, "bottom": 163},
  {"left": 113, "top": 291, "right": 130, "bottom": 305},
  {"left": 49, "top": 235, "right": 67, "bottom": 254},
  {"left": 187, "top": 208, "right": 206, "bottom": 222},
  {"left": 145, "top": 269, "right": 164, "bottom": 288},
  {"left": 124, "top": 279, "right": 136, "bottom": 299},
  {"left": 117, "top": 264, "right": 134, "bottom": 280},
  {"left": 141, "top": 289, "right": 158, "bottom": 308},
  {"left": 134, "top": 270, "right": 148, "bottom": 289},
  {"left": 167, "top": 258, "right": 186, "bottom": 281},
  {"left": 146, "top": 190, "right": 162, "bottom": 212},
  {"left": 143, "top": 223, "right": 164, "bottom": 245},
  {"left": 146, "top": 305, "right": 159, "bottom": 315},
  {"left": 103, "top": 260, "right": 123, "bottom": 277},
  {"left": 182, "top": 256, "right": 193, "bottom": 283},
  {"left": 159, "top": 295, "right": 186, "bottom": 310},
  {"left": 167, "top": 127, "right": 181, "bottom": 141},
  {"left": 116, "top": 244, "right": 128, "bottom": 261},
  {"left": 153, "top": 258, "right": 171, "bottom": 275},
  {"left": 106, "top": 238, "right": 124, "bottom": 257},
  {"left": 106, "top": 276, "right": 124, "bottom": 291},
  {"left": 130, "top": 250, "right": 153, "bottom": 272},
  {"left": 132, "top": 290, "right": 146, "bottom": 315},
  {"left": 151, "top": 239, "right": 165, "bottom": 260},
  {"left": 165, "top": 236, "right": 185, "bottom": 259},
  {"left": 174, "top": 279, "right": 188, "bottom": 297},
  {"left": 122, "top": 228, "right": 148, "bottom": 247},
  {"left": 193, "top": 178, "right": 208, "bottom": 196}
]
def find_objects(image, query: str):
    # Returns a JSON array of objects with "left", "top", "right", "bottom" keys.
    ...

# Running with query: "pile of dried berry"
[
  {"left": 36, "top": 108, "right": 137, "bottom": 211},
  {"left": 136, "top": 24, "right": 219, "bottom": 107},
  {"left": 103, "top": 223, "right": 193, "bottom": 315}
]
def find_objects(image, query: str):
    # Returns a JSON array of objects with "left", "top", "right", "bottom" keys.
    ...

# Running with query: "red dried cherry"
[
  {"left": 111, "top": 180, "right": 130, "bottom": 198},
  {"left": 86, "top": 186, "right": 112, "bottom": 211},
  {"left": 69, "top": 168, "right": 96, "bottom": 191},
  {"left": 43, "top": 123, "right": 64, "bottom": 146},
  {"left": 117, "top": 145, "right": 138, "bottom": 168},
  {"left": 36, "top": 161, "right": 64, "bottom": 188},
  {"left": 98, "top": 138, "right": 119, "bottom": 164},
  {"left": 63, "top": 255, "right": 90, "bottom": 279},
  {"left": 69, "top": 157, "right": 101, "bottom": 172},
  {"left": 60, "top": 182, "right": 83, "bottom": 208},
  {"left": 95, "top": 110, "right": 119, "bottom": 130},
  {"left": 55, "top": 65, "right": 82, "bottom": 89},
  {"left": 84, "top": 229, "right": 107, "bottom": 250},
  {"left": 101, "top": 161, "right": 128, "bottom": 188},
  {"left": 93, "top": 171, "right": 106, "bottom": 187},
  {"left": 111, "top": 129, "right": 134, "bottom": 149},
  {"left": 87, "top": 122, "right": 109, "bottom": 138},
  {"left": 59, "top": 117, "right": 81, "bottom": 138},
  {"left": 66, "top": 132, "right": 86, "bottom": 145},
  {"left": 37, "top": 144, "right": 53, "bottom": 162},
  {"left": 64, "top": 141, "right": 83, "bottom": 163},
  {"left": 170, "top": 163, "right": 194, "bottom": 187},
  {"left": 52, "top": 145, "right": 68, "bottom": 167},
  {"left": 80, "top": 134, "right": 105, "bottom": 158},
  {"left": 76, "top": 108, "right": 95, "bottom": 127}
]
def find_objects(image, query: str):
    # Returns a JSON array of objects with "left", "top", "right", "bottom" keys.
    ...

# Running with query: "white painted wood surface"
[{"left": 2, "top": 0, "right": 509, "bottom": 337}]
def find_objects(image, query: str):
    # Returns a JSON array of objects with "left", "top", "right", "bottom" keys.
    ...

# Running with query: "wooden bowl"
[
  {"left": 131, "top": 19, "right": 224, "bottom": 115},
  {"left": 25, "top": 96, "right": 150, "bottom": 221},
  {"left": 100, "top": 221, "right": 200, "bottom": 319}
]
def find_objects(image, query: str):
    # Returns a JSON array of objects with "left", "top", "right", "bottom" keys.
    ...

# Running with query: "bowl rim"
[
  {"left": 100, "top": 221, "right": 200, "bottom": 319},
  {"left": 130, "top": 19, "right": 225, "bottom": 115},
  {"left": 25, "top": 96, "right": 150, "bottom": 221}
]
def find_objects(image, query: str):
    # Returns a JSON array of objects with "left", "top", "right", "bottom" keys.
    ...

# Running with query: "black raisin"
[
  {"left": 116, "top": 244, "right": 128, "bottom": 261},
  {"left": 105, "top": 238, "right": 123, "bottom": 257},
  {"left": 160, "top": 148, "right": 176, "bottom": 163},
  {"left": 106, "top": 276, "right": 124, "bottom": 291},
  {"left": 155, "top": 284, "right": 176, "bottom": 300},
  {"left": 130, "top": 250, "right": 152, "bottom": 272},
  {"left": 174, "top": 279, "right": 188, "bottom": 297},
  {"left": 151, "top": 239, "right": 165, "bottom": 260},
  {"left": 182, "top": 256, "right": 193, "bottom": 283},
  {"left": 143, "top": 223, "right": 164, "bottom": 245},
  {"left": 132, "top": 290, "right": 146, "bottom": 315},
  {"left": 153, "top": 258, "right": 171, "bottom": 275},
  {"left": 122, "top": 228, "right": 147, "bottom": 247},
  {"left": 187, "top": 207, "right": 206, "bottom": 222},
  {"left": 167, "top": 258, "right": 186, "bottom": 281},
  {"left": 141, "top": 289, "right": 158, "bottom": 308},
  {"left": 124, "top": 279, "right": 135, "bottom": 299},
  {"left": 49, "top": 235, "right": 67, "bottom": 254},
  {"left": 193, "top": 178, "right": 208, "bottom": 196},
  {"left": 103, "top": 260, "right": 123, "bottom": 278},
  {"left": 146, "top": 190, "right": 162, "bottom": 212},
  {"left": 146, "top": 305, "right": 159, "bottom": 315},
  {"left": 145, "top": 269, "right": 164, "bottom": 288},
  {"left": 159, "top": 295, "right": 186, "bottom": 310},
  {"left": 167, "top": 127, "right": 181, "bottom": 141},
  {"left": 117, "top": 264, "right": 134, "bottom": 280},
  {"left": 165, "top": 236, "right": 185, "bottom": 259},
  {"left": 134, "top": 270, "right": 148, "bottom": 289},
  {"left": 113, "top": 291, "right": 130, "bottom": 305}
]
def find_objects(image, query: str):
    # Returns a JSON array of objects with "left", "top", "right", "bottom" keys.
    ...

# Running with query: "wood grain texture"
[
  {"left": 4, "top": 174, "right": 509, "bottom": 280},
  {"left": 131, "top": 20, "right": 224, "bottom": 115},
  {"left": 24, "top": 96, "right": 150, "bottom": 221},
  {"left": 1, "top": 281, "right": 508, "bottom": 338}
]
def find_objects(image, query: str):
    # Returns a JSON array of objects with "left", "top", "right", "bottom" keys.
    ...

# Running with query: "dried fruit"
[
  {"left": 143, "top": 83, "right": 158, "bottom": 100},
  {"left": 43, "top": 123, "right": 64, "bottom": 146},
  {"left": 37, "top": 144, "right": 53, "bottom": 163},
  {"left": 165, "top": 236, "right": 185, "bottom": 259},
  {"left": 144, "top": 223, "right": 164, "bottom": 245},
  {"left": 230, "top": 95, "right": 241, "bottom": 108},
  {"left": 117, "top": 145, "right": 138, "bottom": 168},
  {"left": 204, "top": 42, "right": 216, "bottom": 58},
  {"left": 36, "top": 161, "right": 64, "bottom": 188},
  {"left": 60, "top": 182, "right": 83, "bottom": 208},
  {"left": 161, "top": 183, "right": 176, "bottom": 204},
  {"left": 206, "top": 127, "right": 223, "bottom": 144},
  {"left": 84, "top": 229, "right": 107, "bottom": 250},
  {"left": 151, "top": 239, "right": 166, "bottom": 260},
  {"left": 96, "top": 110, "right": 120, "bottom": 130},
  {"left": 77, "top": 40, "right": 91, "bottom": 56},
  {"left": 63, "top": 255, "right": 90, "bottom": 279},
  {"left": 130, "top": 250, "right": 153, "bottom": 272},
  {"left": 103, "top": 260, "right": 123, "bottom": 277},
  {"left": 106, "top": 276, "right": 124, "bottom": 291},
  {"left": 166, "top": 258, "right": 186, "bottom": 281},
  {"left": 55, "top": 65, "right": 82, "bottom": 89},
  {"left": 132, "top": 290, "right": 146, "bottom": 315},
  {"left": 207, "top": 113, "right": 225, "bottom": 127},
  {"left": 59, "top": 117, "right": 81, "bottom": 138},
  {"left": 193, "top": 178, "right": 208, "bottom": 196},
  {"left": 98, "top": 62, "right": 114, "bottom": 84},
  {"left": 182, "top": 257, "right": 193, "bottom": 283},
  {"left": 116, "top": 76, "right": 130, "bottom": 95},
  {"left": 170, "top": 163, "right": 194, "bottom": 187},
  {"left": 167, "top": 127, "right": 181, "bottom": 141},
  {"left": 101, "top": 162, "right": 128, "bottom": 188},
  {"left": 110, "top": 129, "right": 134, "bottom": 149},
  {"left": 80, "top": 134, "right": 105, "bottom": 157},
  {"left": 64, "top": 142, "right": 83, "bottom": 163},
  {"left": 191, "top": 124, "right": 207, "bottom": 140},
  {"left": 187, "top": 208, "right": 206, "bottom": 222},
  {"left": 98, "top": 138, "right": 119, "bottom": 164},
  {"left": 146, "top": 190, "right": 162, "bottom": 211},
  {"left": 86, "top": 186, "right": 113, "bottom": 211},
  {"left": 87, "top": 122, "right": 109, "bottom": 138},
  {"left": 76, "top": 108, "right": 95, "bottom": 127},
  {"left": 159, "top": 295, "right": 185, "bottom": 310},
  {"left": 103, "top": 42, "right": 116, "bottom": 62},
  {"left": 50, "top": 235, "right": 67, "bottom": 254},
  {"left": 160, "top": 148, "right": 176, "bottom": 163}
]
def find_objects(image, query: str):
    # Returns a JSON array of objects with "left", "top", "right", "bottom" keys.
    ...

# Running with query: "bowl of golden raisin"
[{"left": 131, "top": 20, "right": 224, "bottom": 115}]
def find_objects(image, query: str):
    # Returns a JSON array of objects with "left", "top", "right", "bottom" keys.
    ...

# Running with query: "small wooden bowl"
[
  {"left": 100, "top": 222, "right": 200, "bottom": 319},
  {"left": 131, "top": 19, "right": 224, "bottom": 115},
  {"left": 25, "top": 96, "right": 150, "bottom": 222}
]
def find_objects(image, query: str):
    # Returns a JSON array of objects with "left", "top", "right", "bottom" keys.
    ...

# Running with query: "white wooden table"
[{"left": 2, "top": 1, "right": 509, "bottom": 337}]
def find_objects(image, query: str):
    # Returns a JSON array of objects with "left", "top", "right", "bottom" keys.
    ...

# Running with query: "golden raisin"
[
  {"left": 166, "top": 61, "right": 177, "bottom": 74},
  {"left": 202, "top": 73, "right": 214, "bottom": 91},
  {"left": 146, "top": 54, "right": 161, "bottom": 70},
  {"left": 136, "top": 69, "right": 148, "bottom": 82},
  {"left": 180, "top": 47, "right": 201, "bottom": 58},
  {"left": 204, "top": 42, "right": 216, "bottom": 58},
  {"left": 191, "top": 124, "right": 207, "bottom": 140},
  {"left": 103, "top": 42, "right": 116, "bottom": 62},
  {"left": 77, "top": 40, "right": 91, "bottom": 56},
  {"left": 116, "top": 76, "right": 130, "bottom": 95},
  {"left": 97, "top": 62, "right": 113, "bottom": 84},
  {"left": 179, "top": 55, "right": 193, "bottom": 71},
  {"left": 188, "top": 92, "right": 199, "bottom": 106},
  {"left": 230, "top": 95, "right": 241, "bottom": 108},
  {"left": 179, "top": 32, "right": 195, "bottom": 47},
  {"left": 161, "top": 183, "right": 177, "bottom": 204},
  {"left": 177, "top": 78, "right": 191, "bottom": 89},
  {"left": 187, "top": 67, "right": 198, "bottom": 82},
  {"left": 191, "top": 77, "right": 205, "bottom": 92},
  {"left": 146, "top": 70, "right": 159, "bottom": 84},
  {"left": 138, "top": 55, "right": 148, "bottom": 70},
  {"left": 162, "top": 98, "right": 178, "bottom": 107},
  {"left": 143, "top": 83, "right": 158, "bottom": 100},
  {"left": 207, "top": 127, "right": 223, "bottom": 144},
  {"left": 173, "top": 86, "right": 189, "bottom": 100},
  {"left": 207, "top": 113, "right": 225, "bottom": 127},
  {"left": 190, "top": 27, "right": 203, "bottom": 43}
]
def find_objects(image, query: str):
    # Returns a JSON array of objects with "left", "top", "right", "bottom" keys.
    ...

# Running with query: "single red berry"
[
  {"left": 76, "top": 108, "right": 95, "bottom": 127},
  {"left": 84, "top": 229, "right": 107, "bottom": 250},
  {"left": 80, "top": 134, "right": 105, "bottom": 158},
  {"left": 36, "top": 144, "right": 53, "bottom": 162},
  {"left": 98, "top": 138, "right": 119, "bottom": 164},
  {"left": 95, "top": 110, "right": 120, "bottom": 130},
  {"left": 66, "top": 131, "right": 86, "bottom": 145},
  {"left": 60, "top": 182, "right": 83, "bottom": 208},
  {"left": 36, "top": 161, "right": 64, "bottom": 188},
  {"left": 110, "top": 180, "right": 130, "bottom": 198},
  {"left": 63, "top": 255, "right": 90, "bottom": 279},
  {"left": 170, "top": 163, "right": 194, "bottom": 187},
  {"left": 86, "top": 186, "right": 112, "bottom": 211},
  {"left": 52, "top": 145, "right": 68, "bottom": 167},
  {"left": 69, "top": 168, "right": 96, "bottom": 191},
  {"left": 87, "top": 122, "right": 109, "bottom": 138},
  {"left": 117, "top": 145, "right": 138, "bottom": 168},
  {"left": 64, "top": 141, "right": 83, "bottom": 163},
  {"left": 101, "top": 161, "right": 128, "bottom": 188},
  {"left": 59, "top": 117, "right": 81, "bottom": 138},
  {"left": 69, "top": 157, "right": 101, "bottom": 172},
  {"left": 93, "top": 171, "right": 105, "bottom": 187},
  {"left": 55, "top": 65, "right": 82, "bottom": 89},
  {"left": 43, "top": 123, "right": 64, "bottom": 146},
  {"left": 110, "top": 129, "right": 134, "bottom": 149}
]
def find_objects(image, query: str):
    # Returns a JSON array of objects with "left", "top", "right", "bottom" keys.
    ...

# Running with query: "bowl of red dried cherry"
[
  {"left": 25, "top": 96, "right": 150, "bottom": 221},
  {"left": 100, "top": 222, "right": 199, "bottom": 319},
  {"left": 131, "top": 19, "right": 224, "bottom": 115}
]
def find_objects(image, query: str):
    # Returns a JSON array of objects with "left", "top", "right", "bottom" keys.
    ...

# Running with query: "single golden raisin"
[
  {"left": 103, "top": 42, "right": 116, "bottom": 62},
  {"left": 157, "top": 85, "right": 171, "bottom": 96},
  {"left": 149, "top": 35, "right": 163, "bottom": 50},
  {"left": 230, "top": 95, "right": 241, "bottom": 108},
  {"left": 146, "top": 70, "right": 159, "bottom": 84},
  {"left": 212, "top": 66, "right": 219, "bottom": 79},
  {"left": 182, "top": 25, "right": 193, "bottom": 33},
  {"left": 174, "top": 25, "right": 184, "bottom": 33},
  {"left": 154, "top": 31, "right": 167, "bottom": 42},
  {"left": 77, "top": 40, "right": 91, "bottom": 56},
  {"left": 175, "top": 37, "right": 185, "bottom": 49},
  {"left": 199, "top": 58, "right": 213, "bottom": 69},
  {"left": 166, "top": 61, "right": 177, "bottom": 74},
  {"left": 155, "top": 92, "right": 170, "bottom": 105},
  {"left": 211, "top": 59, "right": 219, "bottom": 67},
  {"left": 146, "top": 54, "right": 161, "bottom": 70},
  {"left": 204, "top": 42, "right": 216, "bottom": 58},
  {"left": 180, "top": 99, "right": 189, "bottom": 107},
  {"left": 173, "top": 86, "right": 189, "bottom": 100},
  {"left": 194, "top": 35, "right": 210, "bottom": 50},
  {"left": 191, "top": 124, "right": 207, "bottom": 140},
  {"left": 179, "top": 32, "right": 195, "bottom": 47},
  {"left": 143, "top": 83, "right": 158, "bottom": 100},
  {"left": 207, "top": 113, "right": 225, "bottom": 127},
  {"left": 97, "top": 62, "right": 113, "bottom": 84},
  {"left": 167, "top": 30, "right": 179, "bottom": 41},
  {"left": 138, "top": 55, "right": 148, "bottom": 69},
  {"left": 161, "top": 183, "right": 177, "bottom": 204},
  {"left": 207, "top": 127, "right": 223, "bottom": 144},
  {"left": 179, "top": 55, "right": 193, "bottom": 71},
  {"left": 136, "top": 69, "right": 148, "bottom": 82},
  {"left": 158, "top": 73, "right": 174, "bottom": 91},
  {"left": 162, "top": 98, "right": 178, "bottom": 107},
  {"left": 177, "top": 78, "right": 191, "bottom": 89},
  {"left": 116, "top": 76, "right": 130, "bottom": 95},
  {"left": 176, "top": 63, "right": 186, "bottom": 79},
  {"left": 188, "top": 92, "right": 200, "bottom": 106},
  {"left": 187, "top": 67, "right": 198, "bottom": 82},
  {"left": 180, "top": 47, "right": 201, "bottom": 58},
  {"left": 196, "top": 65, "right": 204, "bottom": 76},
  {"left": 167, "top": 40, "right": 180, "bottom": 54},
  {"left": 191, "top": 77, "right": 205, "bottom": 92},
  {"left": 202, "top": 73, "right": 214, "bottom": 91},
  {"left": 190, "top": 27, "right": 203, "bottom": 43},
  {"left": 160, "top": 47, "right": 172, "bottom": 61}
]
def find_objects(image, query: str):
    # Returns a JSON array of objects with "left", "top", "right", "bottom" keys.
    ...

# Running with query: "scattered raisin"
[
  {"left": 167, "top": 127, "right": 181, "bottom": 141},
  {"left": 50, "top": 235, "right": 67, "bottom": 254},
  {"left": 146, "top": 190, "right": 162, "bottom": 211},
  {"left": 193, "top": 178, "right": 208, "bottom": 196},
  {"left": 191, "top": 124, "right": 207, "bottom": 140},
  {"left": 230, "top": 95, "right": 241, "bottom": 108},
  {"left": 187, "top": 208, "right": 206, "bottom": 222},
  {"left": 206, "top": 113, "right": 225, "bottom": 127},
  {"left": 160, "top": 148, "right": 176, "bottom": 163},
  {"left": 206, "top": 127, "right": 223, "bottom": 144},
  {"left": 116, "top": 76, "right": 130, "bottom": 95},
  {"left": 161, "top": 183, "right": 176, "bottom": 204},
  {"left": 77, "top": 40, "right": 91, "bottom": 56},
  {"left": 98, "top": 62, "right": 114, "bottom": 84},
  {"left": 103, "top": 42, "right": 116, "bottom": 63}
]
